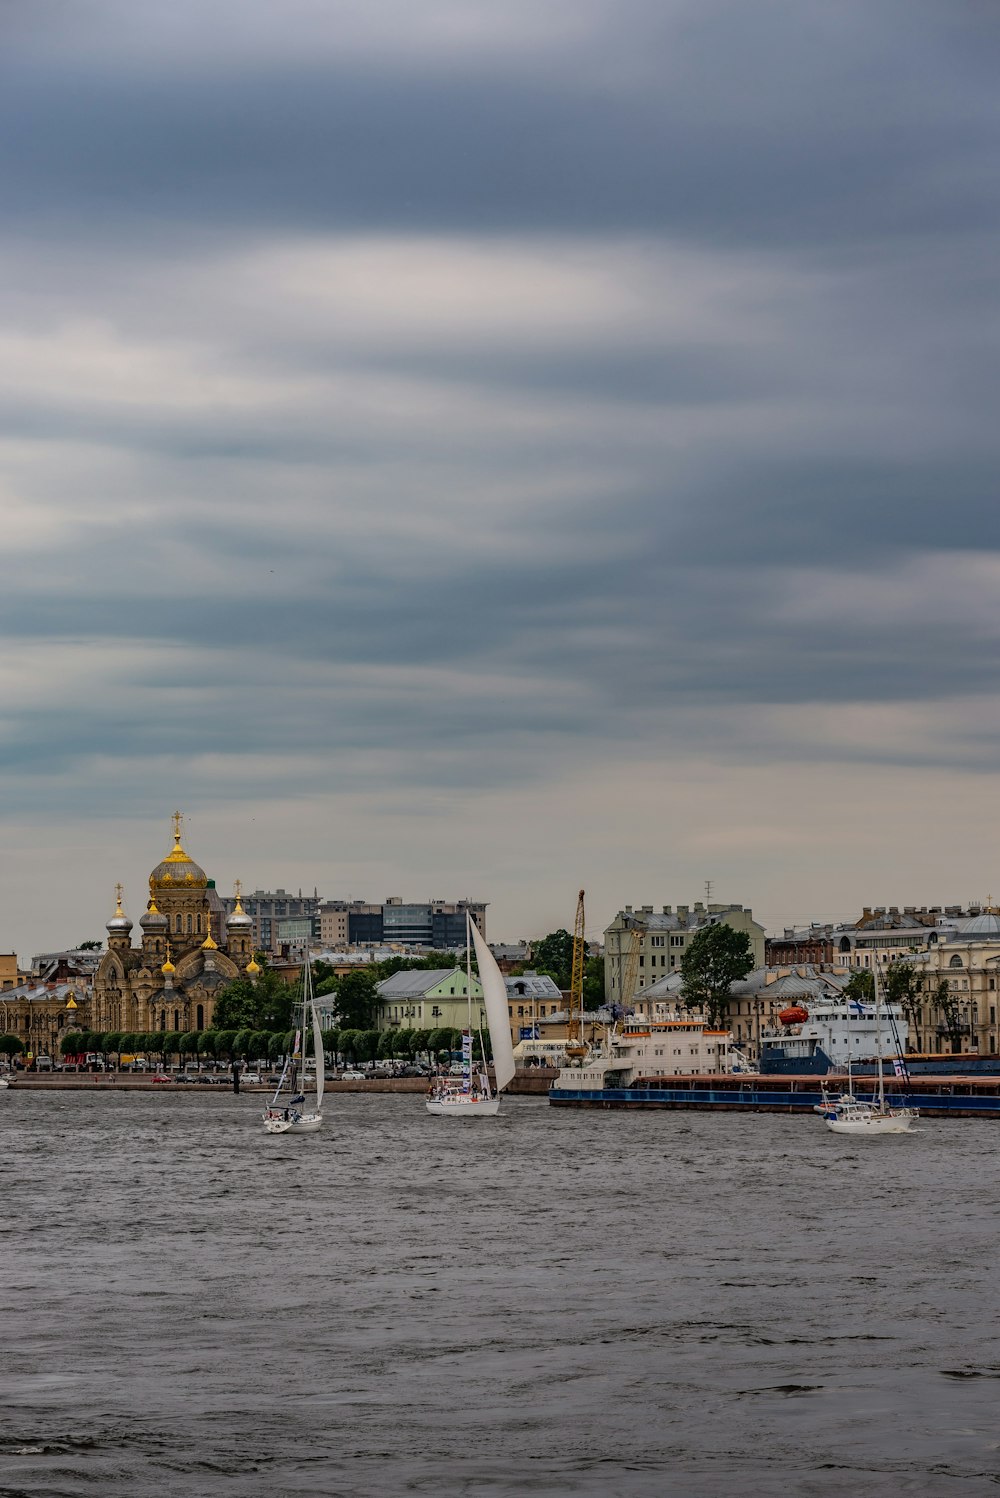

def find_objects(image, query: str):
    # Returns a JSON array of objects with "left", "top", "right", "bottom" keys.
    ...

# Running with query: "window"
[
  {"left": 187, "top": 914, "right": 193, "bottom": 934},
  {"left": 949, "top": 954, "right": 964, "bottom": 969}
]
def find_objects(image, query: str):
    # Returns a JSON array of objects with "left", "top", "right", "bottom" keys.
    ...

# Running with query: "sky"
[{"left": 3, "top": 0, "right": 1000, "bottom": 957}]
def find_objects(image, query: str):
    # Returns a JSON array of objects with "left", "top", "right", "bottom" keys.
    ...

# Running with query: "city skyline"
[{"left": 3, "top": 2, "right": 999, "bottom": 958}]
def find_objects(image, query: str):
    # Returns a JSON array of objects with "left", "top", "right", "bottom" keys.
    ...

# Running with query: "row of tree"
[{"left": 57, "top": 1025, "right": 476, "bottom": 1067}]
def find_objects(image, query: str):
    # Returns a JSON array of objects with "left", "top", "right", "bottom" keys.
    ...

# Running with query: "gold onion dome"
[
  {"left": 202, "top": 928, "right": 218, "bottom": 951},
  {"left": 161, "top": 955, "right": 175, "bottom": 975},
  {"left": 106, "top": 887, "right": 132, "bottom": 933},
  {"left": 150, "top": 813, "right": 207, "bottom": 888},
  {"left": 246, "top": 956, "right": 261, "bottom": 976}
]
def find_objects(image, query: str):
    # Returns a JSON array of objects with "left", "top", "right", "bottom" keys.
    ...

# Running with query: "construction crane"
[
  {"left": 566, "top": 889, "right": 588, "bottom": 1058},
  {"left": 612, "top": 911, "right": 645, "bottom": 1021}
]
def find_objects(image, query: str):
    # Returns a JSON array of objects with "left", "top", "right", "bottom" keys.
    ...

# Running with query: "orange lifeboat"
[{"left": 778, "top": 1005, "right": 809, "bottom": 1025}]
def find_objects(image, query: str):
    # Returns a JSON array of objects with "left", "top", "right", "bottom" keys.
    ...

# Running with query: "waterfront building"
[
  {"left": 90, "top": 816, "right": 257, "bottom": 1035},
  {"left": 910, "top": 911, "right": 1000, "bottom": 1055},
  {"left": 0, "top": 953, "right": 18, "bottom": 990},
  {"left": 604, "top": 902, "right": 765, "bottom": 1011},
  {"left": 218, "top": 887, "right": 321, "bottom": 953},
  {"left": 373, "top": 967, "right": 485, "bottom": 1034},
  {"left": 370, "top": 966, "right": 561, "bottom": 1048},
  {"left": 0, "top": 977, "right": 92, "bottom": 1063},
  {"left": 319, "top": 897, "right": 487, "bottom": 949}
]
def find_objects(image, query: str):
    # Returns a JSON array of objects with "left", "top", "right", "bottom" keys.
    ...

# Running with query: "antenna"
[{"left": 704, "top": 878, "right": 713, "bottom": 905}]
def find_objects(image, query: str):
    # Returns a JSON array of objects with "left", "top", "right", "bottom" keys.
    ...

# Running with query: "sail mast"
[{"left": 873, "top": 961, "right": 885, "bottom": 1113}]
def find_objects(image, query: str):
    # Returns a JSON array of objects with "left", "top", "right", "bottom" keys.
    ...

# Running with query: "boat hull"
[
  {"left": 825, "top": 1112, "right": 915, "bottom": 1135},
  {"left": 262, "top": 1110, "right": 323, "bottom": 1134},
  {"left": 426, "top": 1096, "right": 501, "bottom": 1117},
  {"left": 549, "top": 1076, "right": 1000, "bottom": 1117}
]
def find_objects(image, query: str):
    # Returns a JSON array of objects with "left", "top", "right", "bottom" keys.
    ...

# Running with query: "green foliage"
[
  {"left": 883, "top": 960, "right": 920, "bottom": 1019},
  {"left": 267, "top": 1033, "right": 285, "bottom": 1062},
  {"left": 338, "top": 1028, "right": 359, "bottom": 1061},
  {"left": 178, "top": 1031, "right": 199, "bottom": 1057},
  {"left": 104, "top": 1032, "right": 122, "bottom": 1055},
  {"left": 377, "top": 1030, "right": 397, "bottom": 1060},
  {"left": 212, "top": 970, "right": 298, "bottom": 1032},
  {"left": 679, "top": 923, "right": 755, "bottom": 1029},
  {"left": 0, "top": 1035, "right": 24, "bottom": 1057},
  {"left": 357, "top": 1029, "right": 380, "bottom": 1063},
  {"left": 530, "top": 930, "right": 574, "bottom": 990},
  {"left": 410, "top": 1028, "right": 431, "bottom": 1060},
  {"left": 934, "top": 979, "right": 963, "bottom": 1047},
  {"left": 321, "top": 1028, "right": 340, "bottom": 1063},
  {"left": 60, "top": 1031, "right": 83, "bottom": 1056},
  {"left": 250, "top": 1031, "right": 272, "bottom": 1062},
  {"left": 77, "top": 939, "right": 103, "bottom": 951},
  {"left": 844, "top": 970, "right": 875, "bottom": 1002},
  {"left": 583, "top": 955, "right": 605, "bottom": 1008},
  {"left": 331, "top": 970, "right": 379, "bottom": 1030},
  {"left": 233, "top": 1029, "right": 254, "bottom": 1060},
  {"left": 214, "top": 1029, "right": 238, "bottom": 1059}
]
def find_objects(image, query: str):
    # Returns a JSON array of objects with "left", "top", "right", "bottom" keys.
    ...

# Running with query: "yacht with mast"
[
  {"left": 427, "top": 913, "right": 515, "bottom": 1117},
  {"left": 822, "top": 961, "right": 916, "bottom": 1135},
  {"left": 263, "top": 956, "right": 325, "bottom": 1134}
]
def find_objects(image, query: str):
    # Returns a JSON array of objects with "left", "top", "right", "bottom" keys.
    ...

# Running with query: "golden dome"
[
  {"left": 202, "top": 928, "right": 218, "bottom": 951},
  {"left": 150, "top": 812, "right": 207, "bottom": 889},
  {"left": 161, "top": 943, "right": 176, "bottom": 976},
  {"left": 246, "top": 956, "right": 261, "bottom": 976}
]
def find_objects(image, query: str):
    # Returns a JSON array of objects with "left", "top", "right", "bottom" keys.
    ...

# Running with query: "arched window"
[
  {"left": 173, "top": 1008, "right": 179, "bottom": 1030},
  {"left": 175, "top": 914, "right": 182, "bottom": 933},
  {"left": 949, "top": 954, "right": 964, "bottom": 968},
  {"left": 187, "top": 914, "right": 193, "bottom": 934},
  {"left": 160, "top": 1014, "right": 166, "bottom": 1031},
  {"left": 196, "top": 1004, "right": 204, "bottom": 1031},
  {"left": 197, "top": 914, "right": 202, "bottom": 934},
  {"left": 839, "top": 936, "right": 851, "bottom": 953}
]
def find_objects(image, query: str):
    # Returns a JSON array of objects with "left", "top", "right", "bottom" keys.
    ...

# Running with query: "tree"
[
  {"left": 377, "top": 1030, "right": 397, "bottom": 1060},
  {"left": 332, "top": 970, "right": 379, "bottom": 1030},
  {"left": 60, "top": 1031, "right": 83, "bottom": 1057},
  {"left": 530, "top": 930, "right": 574, "bottom": 990},
  {"left": 844, "top": 970, "right": 875, "bottom": 1003},
  {"left": 934, "top": 979, "right": 963, "bottom": 1050},
  {"left": 77, "top": 939, "right": 103, "bottom": 951},
  {"left": 680, "top": 924, "right": 754, "bottom": 1029},
  {"left": 583, "top": 956, "right": 605, "bottom": 1008},
  {"left": 0, "top": 1035, "right": 24, "bottom": 1058},
  {"left": 233, "top": 1029, "right": 254, "bottom": 1061},
  {"left": 883, "top": 960, "right": 920, "bottom": 1021},
  {"left": 212, "top": 971, "right": 298, "bottom": 1032}
]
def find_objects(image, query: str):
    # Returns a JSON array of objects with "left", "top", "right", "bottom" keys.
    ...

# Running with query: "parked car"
[
  {"left": 340, "top": 1069, "right": 366, "bottom": 1081},
  {"left": 151, "top": 1073, "right": 175, "bottom": 1083},
  {"left": 448, "top": 1062, "right": 465, "bottom": 1076},
  {"left": 241, "top": 1072, "right": 263, "bottom": 1084}
]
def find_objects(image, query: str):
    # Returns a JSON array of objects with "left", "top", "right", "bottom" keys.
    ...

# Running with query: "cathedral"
[{"left": 91, "top": 814, "right": 259, "bottom": 1034}]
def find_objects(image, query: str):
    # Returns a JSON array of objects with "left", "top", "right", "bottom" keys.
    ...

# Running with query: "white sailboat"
[
  {"left": 263, "top": 957, "right": 325, "bottom": 1134},
  {"left": 426, "top": 912, "right": 515, "bottom": 1118},
  {"left": 823, "top": 961, "right": 916, "bottom": 1135}
]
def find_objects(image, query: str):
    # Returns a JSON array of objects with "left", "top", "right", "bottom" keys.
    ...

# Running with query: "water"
[{"left": 1, "top": 1091, "right": 998, "bottom": 1497}]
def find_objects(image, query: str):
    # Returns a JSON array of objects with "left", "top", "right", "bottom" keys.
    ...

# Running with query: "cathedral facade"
[{"left": 91, "top": 815, "right": 259, "bottom": 1034}]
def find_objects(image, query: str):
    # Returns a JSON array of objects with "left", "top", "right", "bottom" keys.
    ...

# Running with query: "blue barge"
[{"left": 549, "top": 1073, "right": 1000, "bottom": 1118}]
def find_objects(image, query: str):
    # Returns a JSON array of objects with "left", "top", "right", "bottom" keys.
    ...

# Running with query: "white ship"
[
  {"left": 554, "top": 1014, "right": 733, "bottom": 1092},
  {"left": 760, "top": 996, "right": 909, "bottom": 1076}
]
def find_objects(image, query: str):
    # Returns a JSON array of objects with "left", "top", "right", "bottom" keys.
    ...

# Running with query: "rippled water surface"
[{"left": 2, "top": 1091, "right": 999, "bottom": 1497}]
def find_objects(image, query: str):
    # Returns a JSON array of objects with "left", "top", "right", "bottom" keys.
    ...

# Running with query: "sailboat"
[
  {"left": 823, "top": 961, "right": 917, "bottom": 1135},
  {"left": 426, "top": 912, "right": 515, "bottom": 1118},
  {"left": 262, "top": 956, "right": 325, "bottom": 1134}
]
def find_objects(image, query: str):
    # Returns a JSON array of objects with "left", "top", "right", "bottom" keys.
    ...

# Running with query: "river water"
[{"left": 1, "top": 1091, "right": 998, "bottom": 1497}]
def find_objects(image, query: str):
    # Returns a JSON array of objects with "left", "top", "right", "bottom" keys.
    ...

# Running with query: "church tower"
[{"left": 148, "top": 811, "right": 211, "bottom": 954}]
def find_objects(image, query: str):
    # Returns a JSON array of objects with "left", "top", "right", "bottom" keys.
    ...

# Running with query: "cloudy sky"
[{"left": 3, "top": 0, "right": 999, "bottom": 956}]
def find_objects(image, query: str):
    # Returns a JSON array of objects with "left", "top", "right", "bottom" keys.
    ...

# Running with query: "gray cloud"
[{"left": 2, "top": 0, "right": 1000, "bottom": 952}]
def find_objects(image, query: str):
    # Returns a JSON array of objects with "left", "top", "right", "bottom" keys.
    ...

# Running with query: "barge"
[{"left": 549, "top": 1072, "right": 1000, "bottom": 1117}]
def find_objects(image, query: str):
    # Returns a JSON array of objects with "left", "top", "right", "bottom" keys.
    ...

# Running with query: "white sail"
[
  {"left": 312, "top": 1002, "right": 325, "bottom": 1112},
  {"left": 470, "top": 919, "right": 515, "bottom": 1093}
]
